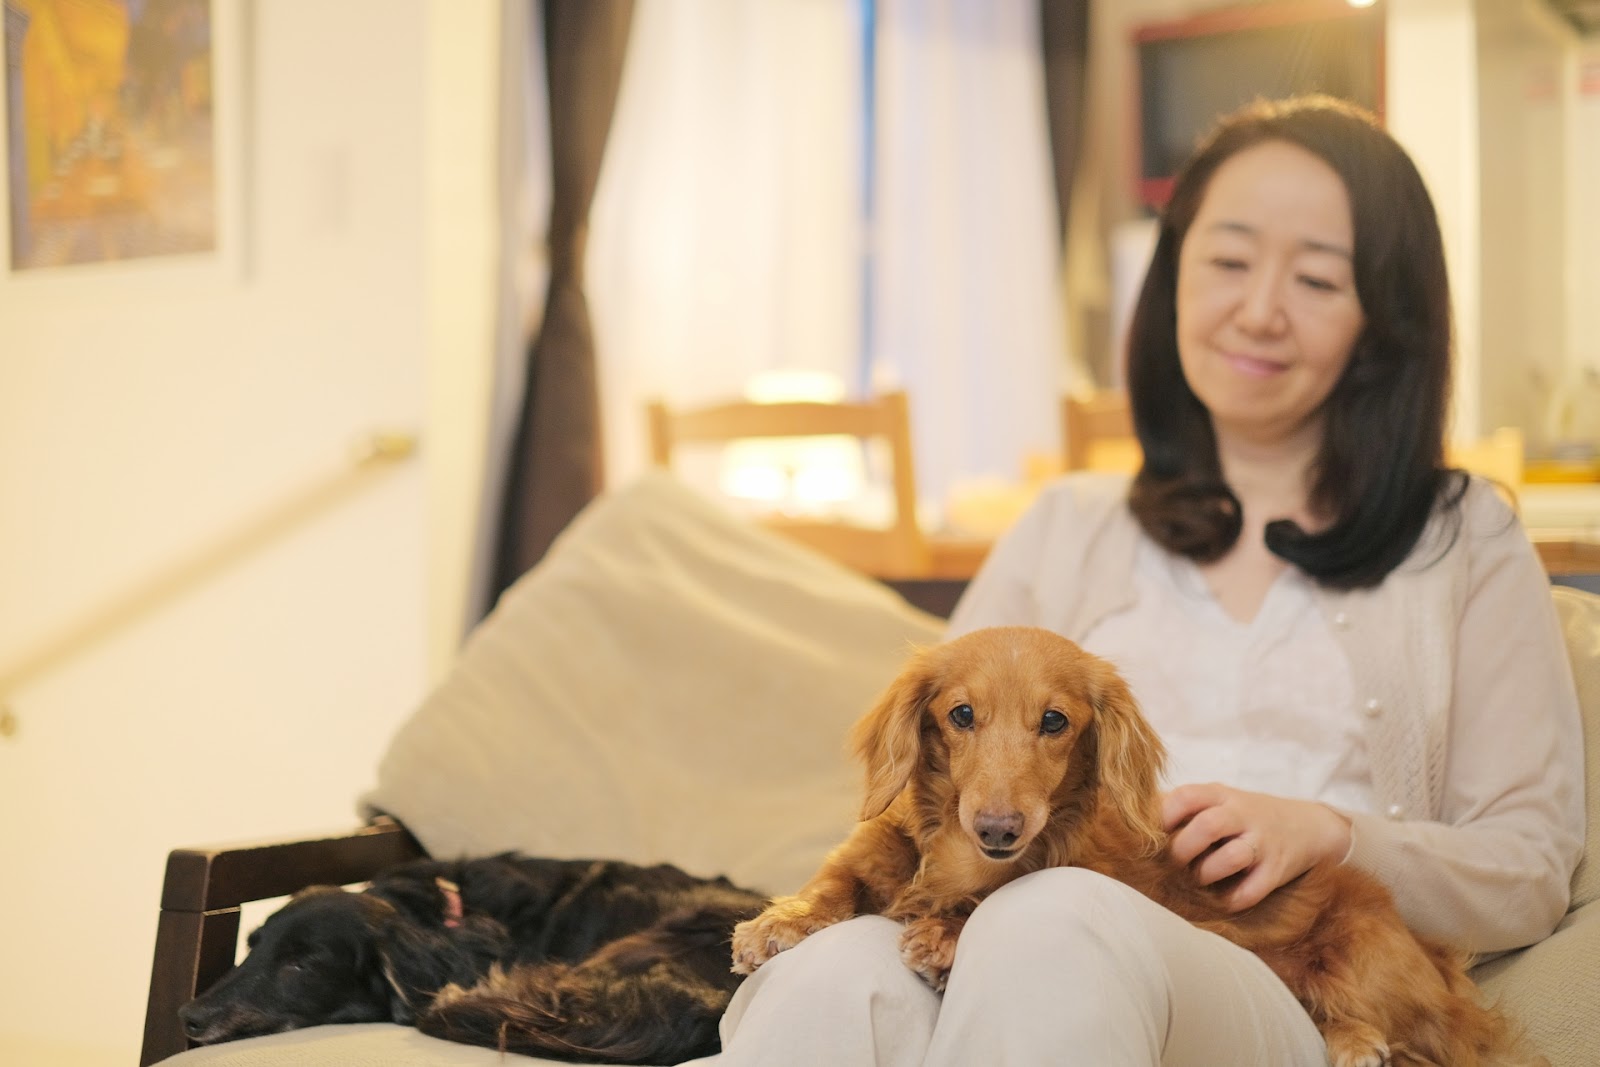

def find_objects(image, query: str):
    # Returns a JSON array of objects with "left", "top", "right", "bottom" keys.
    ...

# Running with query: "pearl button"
[
  {"left": 1332, "top": 611, "right": 1350, "bottom": 630},
  {"left": 1363, "top": 698, "right": 1382, "bottom": 718},
  {"left": 1386, "top": 804, "right": 1404, "bottom": 820}
]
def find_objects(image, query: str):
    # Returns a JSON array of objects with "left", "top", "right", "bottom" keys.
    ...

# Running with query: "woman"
[{"left": 709, "top": 96, "right": 1585, "bottom": 1066}]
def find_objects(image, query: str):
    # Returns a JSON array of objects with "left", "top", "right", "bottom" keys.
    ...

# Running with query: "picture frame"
[{"left": 0, "top": 0, "right": 247, "bottom": 281}]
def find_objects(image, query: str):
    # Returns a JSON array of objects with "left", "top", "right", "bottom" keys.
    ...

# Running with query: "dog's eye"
[
  {"left": 1040, "top": 710, "right": 1069, "bottom": 735},
  {"left": 948, "top": 704, "right": 975, "bottom": 729}
]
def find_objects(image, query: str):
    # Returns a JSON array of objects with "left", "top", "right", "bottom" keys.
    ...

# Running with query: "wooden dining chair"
[
  {"left": 1062, "top": 390, "right": 1141, "bottom": 472},
  {"left": 645, "top": 391, "right": 930, "bottom": 579}
]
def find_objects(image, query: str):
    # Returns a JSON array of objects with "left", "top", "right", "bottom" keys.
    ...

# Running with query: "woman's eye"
[
  {"left": 1211, "top": 257, "right": 1248, "bottom": 271},
  {"left": 1040, "top": 710, "right": 1069, "bottom": 735},
  {"left": 1298, "top": 274, "right": 1338, "bottom": 292},
  {"left": 948, "top": 704, "right": 975, "bottom": 729}
]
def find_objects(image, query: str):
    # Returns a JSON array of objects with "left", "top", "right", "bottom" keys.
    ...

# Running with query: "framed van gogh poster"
[{"left": 1, "top": 0, "right": 239, "bottom": 273}]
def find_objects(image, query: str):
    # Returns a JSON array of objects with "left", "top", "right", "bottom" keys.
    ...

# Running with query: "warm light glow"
[
  {"left": 742, "top": 369, "right": 847, "bottom": 404},
  {"left": 1347, "top": 0, "right": 1376, "bottom": 8},
  {"left": 718, "top": 371, "right": 867, "bottom": 516}
]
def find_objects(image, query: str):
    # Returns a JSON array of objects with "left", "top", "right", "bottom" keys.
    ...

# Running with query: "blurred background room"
[{"left": 1, "top": 0, "right": 1597, "bottom": 1063}]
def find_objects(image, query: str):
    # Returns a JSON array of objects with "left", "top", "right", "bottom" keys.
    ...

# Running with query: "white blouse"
[{"left": 1080, "top": 536, "right": 1377, "bottom": 816}]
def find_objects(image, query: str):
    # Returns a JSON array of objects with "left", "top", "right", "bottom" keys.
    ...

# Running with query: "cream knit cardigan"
[{"left": 947, "top": 473, "right": 1586, "bottom": 955}]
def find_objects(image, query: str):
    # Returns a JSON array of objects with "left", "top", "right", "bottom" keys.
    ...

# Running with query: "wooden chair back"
[
  {"left": 1063, "top": 390, "right": 1141, "bottom": 472},
  {"left": 645, "top": 391, "right": 930, "bottom": 578}
]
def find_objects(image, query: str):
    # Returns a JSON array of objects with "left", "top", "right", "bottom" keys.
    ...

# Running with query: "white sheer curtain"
[
  {"left": 555, "top": 0, "right": 1067, "bottom": 522},
  {"left": 465, "top": 0, "right": 550, "bottom": 626},
  {"left": 587, "top": 0, "right": 865, "bottom": 492},
  {"left": 871, "top": 0, "right": 1067, "bottom": 517}
]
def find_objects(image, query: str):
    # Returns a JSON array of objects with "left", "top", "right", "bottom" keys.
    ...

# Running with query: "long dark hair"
[{"left": 1125, "top": 94, "right": 1468, "bottom": 589}]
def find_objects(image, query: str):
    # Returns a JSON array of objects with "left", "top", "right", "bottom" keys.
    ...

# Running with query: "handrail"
[{"left": 0, "top": 431, "right": 419, "bottom": 705}]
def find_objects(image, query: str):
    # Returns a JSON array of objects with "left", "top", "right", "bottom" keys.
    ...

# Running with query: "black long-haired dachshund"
[{"left": 179, "top": 853, "right": 767, "bottom": 1064}]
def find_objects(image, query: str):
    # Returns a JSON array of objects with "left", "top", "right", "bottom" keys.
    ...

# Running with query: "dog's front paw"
[
  {"left": 899, "top": 916, "right": 962, "bottom": 992},
  {"left": 730, "top": 897, "right": 841, "bottom": 975},
  {"left": 1321, "top": 1020, "right": 1391, "bottom": 1067}
]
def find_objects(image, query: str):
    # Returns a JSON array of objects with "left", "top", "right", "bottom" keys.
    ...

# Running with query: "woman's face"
[{"left": 1175, "top": 139, "right": 1366, "bottom": 449}]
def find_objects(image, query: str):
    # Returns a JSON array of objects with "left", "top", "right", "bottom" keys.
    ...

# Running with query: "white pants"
[{"left": 701, "top": 868, "right": 1329, "bottom": 1067}]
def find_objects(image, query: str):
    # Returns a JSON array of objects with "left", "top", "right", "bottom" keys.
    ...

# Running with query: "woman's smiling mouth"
[{"left": 1222, "top": 350, "right": 1287, "bottom": 378}]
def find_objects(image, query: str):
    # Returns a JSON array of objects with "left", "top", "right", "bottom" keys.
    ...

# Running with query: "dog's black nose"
[
  {"left": 179, "top": 1003, "right": 211, "bottom": 1041},
  {"left": 975, "top": 812, "right": 1022, "bottom": 849}
]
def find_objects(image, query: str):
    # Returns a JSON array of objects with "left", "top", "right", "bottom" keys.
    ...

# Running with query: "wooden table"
[
  {"left": 883, "top": 532, "right": 1598, "bottom": 618},
  {"left": 1533, "top": 535, "right": 1600, "bottom": 577},
  {"left": 918, "top": 532, "right": 1599, "bottom": 581},
  {"left": 1520, "top": 485, "right": 1600, "bottom": 574}
]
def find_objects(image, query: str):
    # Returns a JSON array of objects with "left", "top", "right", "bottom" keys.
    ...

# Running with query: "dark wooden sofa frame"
[{"left": 140, "top": 816, "right": 427, "bottom": 1065}]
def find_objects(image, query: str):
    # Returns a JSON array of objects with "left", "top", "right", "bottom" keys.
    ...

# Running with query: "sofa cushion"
[
  {"left": 1471, "top": 898, "right": 1600, "bottom": 1066},
  {"left": 162, "top": 1023, "right": 567, "bottom": 1066},
  {"left": 362, "top": 472, "right": 946, "bottom": 897},
  {"left": 1552, "top": 585, "right": 1600, "bottom": 909}
]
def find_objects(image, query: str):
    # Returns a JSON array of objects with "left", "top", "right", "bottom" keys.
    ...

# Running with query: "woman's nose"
[{"left": 1234, "top": 271, "right": 1287, "bottom": 335}]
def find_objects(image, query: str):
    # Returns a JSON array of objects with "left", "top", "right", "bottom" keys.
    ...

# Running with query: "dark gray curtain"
[
  {"left": 1039, "top": 0, "right": 1091, "bottom": 245},
  {"left": 487, "top": 0, "right": 636, "bottom": 609}
]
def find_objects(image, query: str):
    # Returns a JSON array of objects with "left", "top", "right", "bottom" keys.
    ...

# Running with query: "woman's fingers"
[
  {"left": 1190, "top": 834, "right": 1259, "bottom": 887},
  {"left": 1223, "top": 861, "right": 1280, "bottom": 912},
  {"left": 1163, "top": 783, "right": 1239, "bottom": 865},
  {"left": 1161, "top": 784, "right": 1355, "bottom": 910},
  {"left": 1161, "top": 782, "right": 1224, "bottom": 832}
]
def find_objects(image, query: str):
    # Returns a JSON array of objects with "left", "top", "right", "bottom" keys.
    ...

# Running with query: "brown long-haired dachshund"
[{"left": 730, "top": 626, "right": 1541, "bottom": 1067}]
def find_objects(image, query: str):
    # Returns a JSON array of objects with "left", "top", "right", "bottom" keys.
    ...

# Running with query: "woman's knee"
[
  {"left": 720, "top": 916, "right": 940, "bottom": 1067},
  {"left": 747, "top": 914, "right": 930, "bottom": 1001},
  {"left": 960, "top": 868, "right": 1158, "bottom": 955}
]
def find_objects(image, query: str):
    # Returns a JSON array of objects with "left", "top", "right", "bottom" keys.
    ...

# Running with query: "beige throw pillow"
[{"left": 362, "top": 472, "right": 947, "bottom": 896}]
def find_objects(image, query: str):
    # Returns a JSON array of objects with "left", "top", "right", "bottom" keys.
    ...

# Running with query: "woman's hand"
[{"left": 1161, "top": 783, "right": 1353, "bottom": 912}]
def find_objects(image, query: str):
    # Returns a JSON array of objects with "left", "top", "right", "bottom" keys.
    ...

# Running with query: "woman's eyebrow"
[
  {"left": 1300, "top": 237, "right": 1354, "bottom": 260},
  {"left": 1204, "top": 221, "right": 1352, "bottom": 260}
]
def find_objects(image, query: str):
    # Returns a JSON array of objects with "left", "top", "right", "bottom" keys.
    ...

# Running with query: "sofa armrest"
[
  {"left": 140, "top": 816, "right": 426, "bottom": 1066},
  {"left": 1471, "top": 898, "right": 1600, "bottom": 1067}
]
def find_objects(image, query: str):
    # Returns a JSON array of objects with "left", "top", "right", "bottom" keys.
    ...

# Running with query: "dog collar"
[{"left": 435, "top": 877, "right": 464, "bottom": 928}]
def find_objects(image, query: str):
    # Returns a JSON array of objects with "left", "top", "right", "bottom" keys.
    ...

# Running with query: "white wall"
[
  {"left": 0, "top": 2, "right": 436, "bottom": 1062},
  {"left": 1385, "top": 0, "right": 1483, "bottom": 440},
  {"left": 1568, "top": 41, "right": 1600, "bottom": 389},
  {"left": 424, "top": 0, "right": 504, "bottom": 672},
  {"left": 1475, "top": 0, "right": 1573, "bottom": 448}
]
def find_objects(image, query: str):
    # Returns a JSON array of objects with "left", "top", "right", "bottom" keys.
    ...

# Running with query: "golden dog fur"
[{"left": 730, "top": 626, "right": 1540, "bottom": 1067}]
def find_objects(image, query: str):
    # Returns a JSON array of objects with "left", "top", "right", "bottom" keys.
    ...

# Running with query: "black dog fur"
[{"left": 179, "top": 853, "right": 768, "bottom": 1064}]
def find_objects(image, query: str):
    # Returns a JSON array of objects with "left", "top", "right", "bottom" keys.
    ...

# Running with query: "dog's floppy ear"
[
  {"left": 849, "top": 645, "right": 938, "bottom": 821},
  {"left": 375, "top": 913, "right": 450, "bottom": 1024},
  {"left": 1088, "top": 663, "right": 1167, "bottom": 856},
  {"left": 376, "top": 908, "right": 508, "bottom": 1023}
]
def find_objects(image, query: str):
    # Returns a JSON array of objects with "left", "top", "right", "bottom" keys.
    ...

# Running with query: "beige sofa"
[{"left": 143, "top": 473, "right": 1599, "bottom": 1066}]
